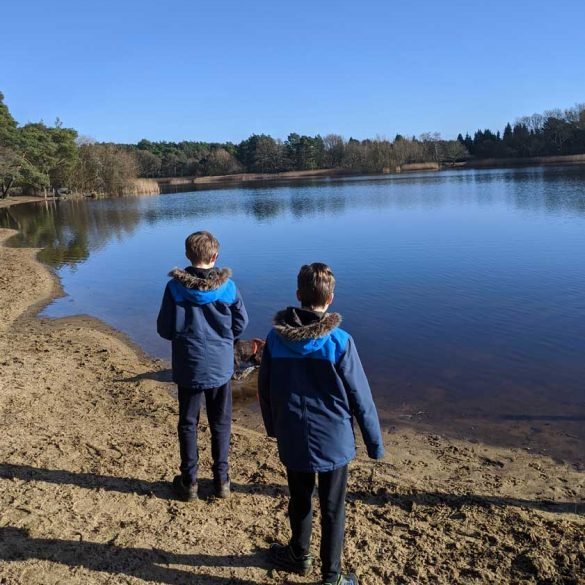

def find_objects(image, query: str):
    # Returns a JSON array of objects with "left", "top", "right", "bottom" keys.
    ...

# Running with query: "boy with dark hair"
[
  {"left": 259, "top": 262, "right": 384, "bottom": 585},
  {"left": 157, "top": 230, "right": 248, "bottom": 500}
]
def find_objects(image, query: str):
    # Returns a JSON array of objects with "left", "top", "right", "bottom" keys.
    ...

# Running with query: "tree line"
[
  {"left": 1, "top": 90, "right": 584, "bottom": 198},
  {"left": 127, "top": 132, "right": 466, "bottom": 179},
  {"left": 0, "top": 93, "right": 138, "bottom": 198},
  {"left": 459, "top": 104, "right": 585, "bottom": 159}
]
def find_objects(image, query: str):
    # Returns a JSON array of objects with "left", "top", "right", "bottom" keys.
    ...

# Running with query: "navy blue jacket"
[
  {"left": 157, "top": 266, "right": 248, "bottom": 389},
  {"left": 258, "top": 307, "right": 384, "bottom": 472}
]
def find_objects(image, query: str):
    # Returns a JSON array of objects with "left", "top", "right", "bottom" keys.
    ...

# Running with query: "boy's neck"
[
  {"left": 192, "top": 262, "right": 215, "bottom": 269},
  {"left": 301, "top": 304, "right": 329, "bottom": 314}
]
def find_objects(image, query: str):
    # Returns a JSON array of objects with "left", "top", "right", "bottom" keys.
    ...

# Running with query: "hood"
[
  {"left": 168, "top": 267, "right": 235, "bottom": 305},
  {"left": 273, "top": 307, "right": 342, "bottom": 356}
]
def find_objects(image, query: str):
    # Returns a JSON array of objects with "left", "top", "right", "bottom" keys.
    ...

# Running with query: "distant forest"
[{"left": 1, "top": 91, "right": 584, "bottom": 198}]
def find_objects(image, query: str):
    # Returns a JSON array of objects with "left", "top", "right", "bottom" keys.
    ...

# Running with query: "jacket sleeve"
[
  {"left": 336, "top": 336, "right": 385, "bottom": 460},
  {"left": 230, "top": 288, "right": 249, "bottom": 341},
  {"left": 258, "top": 338, "right": 275, "bottom": 438},
  {"left": 156, "top": 284, "right": 175, "bottom": 340}
]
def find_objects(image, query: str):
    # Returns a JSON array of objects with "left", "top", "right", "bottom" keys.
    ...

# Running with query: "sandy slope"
[{"left": 0, "top": 227, "right": 583, "bottom": 585}]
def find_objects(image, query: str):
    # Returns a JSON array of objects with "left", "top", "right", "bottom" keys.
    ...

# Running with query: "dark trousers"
[
  {"left": 177, "top": 382, "right": 231, "bottom": 484},
  {"left": 287, "top": 465, "right": 348, "bottom": 582}
]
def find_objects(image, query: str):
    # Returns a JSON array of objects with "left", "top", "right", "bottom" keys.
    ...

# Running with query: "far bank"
[{"left": 154, "top": 153, "right": 585, "bottom": 193}]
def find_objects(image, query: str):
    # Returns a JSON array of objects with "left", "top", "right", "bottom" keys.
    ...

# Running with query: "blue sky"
[{"left": 2, "top": 0, "right": 584, "bottom": 143}]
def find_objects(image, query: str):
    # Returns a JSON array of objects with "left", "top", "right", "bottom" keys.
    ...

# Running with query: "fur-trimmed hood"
[
  {"left": 272, "top": 307, "right": 342, "bottom": 356},
  {"left": 166, "top": 267, "right": 237, "bottom": 306},
  {"left": 168, "top": 267, "right": 232, "bottom": 291},
  {"left": 273, "top": 307, "right": 342, "bottom": 341}
]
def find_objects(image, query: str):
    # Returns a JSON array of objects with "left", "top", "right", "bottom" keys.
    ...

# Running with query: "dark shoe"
[
  {"left": 172, "top": 475, "right": 198, "bottom": 501},
  {"left": 323, "top": 574, "right": 359, "bottom": 585},
  {"left": 214, "top": 480, "right": 231, "bottom": 499},
  {"left": 269, "top": 543, "right": 313, "bottom": 576}
]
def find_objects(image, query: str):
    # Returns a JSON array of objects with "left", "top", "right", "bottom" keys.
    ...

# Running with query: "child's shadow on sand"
[
  {"left": 0, "top": 526, "right": 274, "bottom": 584},
  {"left": 0, "top": 463, "right": 287, "bottom": 500},
  {"left": 0, "top": 462, "right": 581, "bottom": 514}
]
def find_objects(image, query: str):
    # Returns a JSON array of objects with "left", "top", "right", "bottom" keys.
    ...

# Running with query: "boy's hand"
[{"left": 367, "top": 444, "right": 385, "bottom": 460}]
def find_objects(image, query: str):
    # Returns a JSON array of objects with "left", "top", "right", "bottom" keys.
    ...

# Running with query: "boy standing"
[
  {"left": 258, "top": 263, "right": 384, "bottom": 585},
  {"left": 157, "top": 230, "right": 248, "bottom": 500}
]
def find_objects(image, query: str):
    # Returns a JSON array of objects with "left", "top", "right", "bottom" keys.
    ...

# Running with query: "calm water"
[{"left": 3, "top": 167, "right": 585, "bottom": 464}]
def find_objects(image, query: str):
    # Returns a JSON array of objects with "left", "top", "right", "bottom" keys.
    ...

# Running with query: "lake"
[{"left": 2, "top": 166, "right": 585, "bottom": 466}]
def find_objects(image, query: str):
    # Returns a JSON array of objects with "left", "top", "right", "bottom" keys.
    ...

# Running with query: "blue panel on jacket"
[
  {"left": 268, "top": 327, "right": 350, "bottom": 362},
  {"left": 169, "top": 278, "right": 237, "bottom": 305}
]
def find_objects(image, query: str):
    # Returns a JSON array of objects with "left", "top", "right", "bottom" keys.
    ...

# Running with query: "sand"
[{"left": 0, "top": 223, "right": 583, "bottom": 585}]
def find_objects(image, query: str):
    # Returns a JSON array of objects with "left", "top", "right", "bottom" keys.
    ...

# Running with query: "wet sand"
[{"left": 0, "top": 225, "right": 583, "bottom": 584}]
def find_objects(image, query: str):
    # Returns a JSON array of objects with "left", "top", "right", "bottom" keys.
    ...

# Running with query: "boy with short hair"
[
  {"left": 259, "top": 263, "right": 384, "bottom": 585},
  {"left": 157, "top": 230, "right": 248, "bottom": 500}
]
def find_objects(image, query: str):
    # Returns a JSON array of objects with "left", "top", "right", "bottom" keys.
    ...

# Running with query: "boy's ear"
[
  {"left": 211, "top": 252, "right": 218, "bottom": 263},
  {"left": 328, "top": 293, "right": 334, "bottom": 305},
  {"left": 296, "top": 290, "right": 302, "bottom": 302}
]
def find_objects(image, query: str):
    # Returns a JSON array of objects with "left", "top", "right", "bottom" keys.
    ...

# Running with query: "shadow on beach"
[
  {"left": 0, "top": 526, "right": 270, "bottom": 585},
  {"left": 1, "top": 463, "right": 581, "bottom": 515},
  {"left": 118, "top": 370, "right": 174, "bottom": 383},
  {"left": 346, "top": 486, "right": 583, "bottom": 516},
  {"left": 0, "top": 463, "right": 286, "bottom": 500},
  {"left": 116, "top": 369, "right": 260, "bottom": 402}
]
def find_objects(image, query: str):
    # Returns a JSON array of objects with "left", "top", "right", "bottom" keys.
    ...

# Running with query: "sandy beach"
[{"left": 0, "top": 218, "right": 583, "bottom": 584}]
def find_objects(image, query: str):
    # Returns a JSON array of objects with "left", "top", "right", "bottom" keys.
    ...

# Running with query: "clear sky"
[{"left": 2, "top": 0, "right": 584, "bottom": 144}]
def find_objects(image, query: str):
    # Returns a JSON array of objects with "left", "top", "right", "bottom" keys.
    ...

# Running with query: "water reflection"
[
  {"left": 3, "top": 165, "right": 585, "bottom": 270},
  {"left": 0, "top": 198, "right": 143, "bottom": 268}
]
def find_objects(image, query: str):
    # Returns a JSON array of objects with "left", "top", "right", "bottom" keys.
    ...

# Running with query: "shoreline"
[
  {"left": 0, "top": 195, "right": 59, "bottom": 209},
  {"left": 0, "top": 216, "right": 584, "bottom": 583},
  {"left": 4, "top": 155, "right": 585, "bottom": 203}
]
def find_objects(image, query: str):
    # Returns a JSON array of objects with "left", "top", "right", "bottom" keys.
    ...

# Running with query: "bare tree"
[
  {"left": 323, "top": 134, "right": 345, "bottom": 168},
  {"left": 442, "top": 141, "right": 468, "bottom": 166},
  {"left": 206, "top": 148, "right": 243, "bottom": 175}
]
